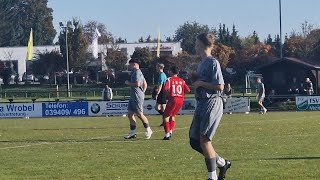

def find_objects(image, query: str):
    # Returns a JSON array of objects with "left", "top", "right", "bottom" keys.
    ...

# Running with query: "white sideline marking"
[{"left": 1, "top": 114, "right": 319, "bottom": 150}]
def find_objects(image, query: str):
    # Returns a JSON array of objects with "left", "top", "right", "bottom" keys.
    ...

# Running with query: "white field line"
[{"left": 1, "top": 114, "right": 319, "bottom": 150}]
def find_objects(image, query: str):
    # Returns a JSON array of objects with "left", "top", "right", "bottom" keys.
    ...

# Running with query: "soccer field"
[{"left": 0, "top": 112, "right": 320, "bottom": 180}]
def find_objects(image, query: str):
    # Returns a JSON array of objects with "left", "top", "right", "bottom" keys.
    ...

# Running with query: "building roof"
[{"left": 255, "top": 57, "right": 320, "bottom": 70}]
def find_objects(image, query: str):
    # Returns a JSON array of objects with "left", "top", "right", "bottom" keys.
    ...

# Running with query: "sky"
[{"left": 48, "top": 0, "right": 320, "bottom": 43}]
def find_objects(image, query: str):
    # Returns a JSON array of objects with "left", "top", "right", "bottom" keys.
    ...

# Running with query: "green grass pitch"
[{"left": 0, "top": 112, "right": 320, "bottom": 179}]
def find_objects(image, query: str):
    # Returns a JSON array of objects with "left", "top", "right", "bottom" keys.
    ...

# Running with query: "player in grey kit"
[
  {"left": 189, "top": 33, "right": 231, "bottom": 180},
  {"left": 256, "top": 77, "right": 267, "bottom": 114},
  {"left": 124, "top": 58, "right": 153, "bottom": 139}
]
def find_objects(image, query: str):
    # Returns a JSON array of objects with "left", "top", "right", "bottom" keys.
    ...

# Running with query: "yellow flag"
[
  {"left": 26, "top": 28, "right": 33, "bottom": 61},
  {"left": 156, "top": 29, "right": 160, "bottom": 58}
]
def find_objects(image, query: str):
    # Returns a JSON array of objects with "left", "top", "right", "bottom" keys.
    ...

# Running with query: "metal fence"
[{"left": 0, "top": 89, "right": 130, "bottom": 100}]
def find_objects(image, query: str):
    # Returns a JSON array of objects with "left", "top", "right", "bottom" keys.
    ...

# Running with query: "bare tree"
[{"left": 83, "top": 20, "right": 114, "bottom": 44}]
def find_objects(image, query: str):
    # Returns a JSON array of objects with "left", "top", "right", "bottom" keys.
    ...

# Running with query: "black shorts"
[{"left": 156, "top": 91, "right": 167, "bottom": 104}]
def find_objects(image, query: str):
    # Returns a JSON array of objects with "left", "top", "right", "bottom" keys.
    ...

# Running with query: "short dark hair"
[
  {"left": 197, "top": 33, "right": 215, "bottom": 47},
  {"left": 129, "top": 58, "right": 140, "bottom": 65},
  {"left": 170, "top": 66, "right": 179, "bottom": 75},
  {"left": 157, "top": 63, "right": 165, "bottom": 69}
]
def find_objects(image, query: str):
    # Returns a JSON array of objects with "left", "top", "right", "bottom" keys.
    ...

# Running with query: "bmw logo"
[
  {"left": 147, "top": 104, "right": 152, "bottom": 110},
  {"left": 91, "top": 103, "right": 101, "bottom": 114}
]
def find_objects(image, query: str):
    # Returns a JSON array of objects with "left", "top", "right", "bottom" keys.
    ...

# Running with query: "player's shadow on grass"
[
  {"left": 32, "top": 126, "right": 128, "bottom": 130},
  {"left": 265, "top": 157, "right": 320, "bottom": 160},
  {"left": 0, "top": 139, "right": 110, "bottom": 143},
  {"left": 0, "top": 138, "right": 150, "bottom": 143}
]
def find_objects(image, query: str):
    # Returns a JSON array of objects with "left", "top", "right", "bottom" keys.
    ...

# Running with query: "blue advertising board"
[{"left": 42, "top": 102, "right": 88, "bottom": 117}]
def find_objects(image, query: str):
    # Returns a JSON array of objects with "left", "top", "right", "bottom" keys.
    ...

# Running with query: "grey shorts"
[
  {"left": 258, "top": 95, "right": 265, "bottom": 102},
  {"left": 128, "top": 98, "right": 144, "bottom": 113},
  {"left": 189, "top": 97, "right": 223, "bottom": 141}
]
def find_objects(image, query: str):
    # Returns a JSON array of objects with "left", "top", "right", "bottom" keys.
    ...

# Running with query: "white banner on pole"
[{"left": 92, "top": 28, "right": 101, "bottom": 59}]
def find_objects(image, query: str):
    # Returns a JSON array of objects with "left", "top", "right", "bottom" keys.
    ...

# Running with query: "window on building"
[{"left": 120, "top": 48, "right": 127, "bottom": 55}]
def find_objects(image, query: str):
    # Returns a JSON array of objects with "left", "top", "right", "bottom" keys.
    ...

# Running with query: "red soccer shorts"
[{"left": 163, "top": 98, "right": 184, "bottom": 117}]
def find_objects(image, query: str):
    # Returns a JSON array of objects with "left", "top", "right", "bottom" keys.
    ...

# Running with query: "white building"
[
  {"left": 0, "top": 42, "right": 181, "bottom": 80},
  {"left": 102, "top": 42, "right": 182, "bottom": 60},
  {"left": 0, "top": 46, "right": 60, "bottom": 80}
]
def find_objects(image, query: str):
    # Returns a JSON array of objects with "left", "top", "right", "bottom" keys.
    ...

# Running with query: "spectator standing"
[
  {"left": 305, "top": 78, "right": 314, "bottom": 95},
  {"left": 224, "top": 83, "right": 232, "bottom": 98},
  {"left": 102, "top": 84, "right": 113, "bottom": 101}
]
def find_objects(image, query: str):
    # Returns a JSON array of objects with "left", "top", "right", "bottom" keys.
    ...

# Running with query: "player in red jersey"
[{"left": 162, "top": 66, "right": 191, "bottom": 140}]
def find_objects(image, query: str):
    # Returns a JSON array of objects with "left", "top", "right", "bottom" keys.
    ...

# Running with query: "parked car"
[{"left": 22, "top": 72, "right": 38, "bottom": 82}]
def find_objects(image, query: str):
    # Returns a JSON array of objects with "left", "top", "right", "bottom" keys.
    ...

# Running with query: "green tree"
[
  {"left": 32, "top": 50, "right": 65, "bottom": 76},
  {"left": 115, "top": 37, "right": 126, "bottom": 43},
  {"left": 217, "top": 24, "right": 230, "bottom": 45},
  {"left": 283, "top": 35, "right": 305, "bottom": 58},
  {"left": 138, "top": 36, "right": 144, "bottom": 43},
  {"left": 216, "top": 24, "right": 242, "bottom": 53},
  {"left": 165, "top": 36, "right": 173, "bottom": 42},
  {"left": 265, "top": 34, "right": 273, "bottom": 45},
  {"left": 212, "top": 43, "right": 235, "bottom": 70},
  {"left": 104, "top": 49, "right": 128, "bottom": 71},
  {"left": 241, "top": 31, "right": 260, "bottom": 48},
  {"left": 282, "top": 21, "right": 319, "bottom": 59},
  {"left": 239, "top": 43, "right": 275, "bottom": 59},
  {"left": 274, "top": 34, "right": 281, "bottom": 57},
  {"left": 145, "top": 35, "right": 152, "bottom": 42},
  {"left": 72, "top": 20, "right": 89, "bottom": 71},
  {"left": 173, "top": 21, "right": 211, "bottom": 54},
  {"left": 131, "top": 47, "right": 153, "bottom": 68},
  {"left": 301, "top": 20, "right": 314, "bottom": 38},
  {"left": 173, "top": 52, "right": 199, "bottom": 73},
  {"left": 0, "top": 0, "right": 56, "bottom": 47},
  {"left": 253, "top": 31, "right": 259, "bottom": 44},
  {"left": 230, "top": 25, "right": 242, "bottom": 51},
  {"left": 58, "top": 19, "right": 89, "bottom": 72}
]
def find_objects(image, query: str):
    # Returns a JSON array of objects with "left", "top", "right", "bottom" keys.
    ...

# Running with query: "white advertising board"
[
  {"left": 143, "top": 100, "right": 158, "bottom": 115},
  {"left": 179, "top": 99, "right": 196, "bottom": 114},
  {"left": 88, "top": 97, "right": 250, "bottom": 116},
  {"left": 88, "top": 100, "right": 160, "bottom": 116},
  {"left": 223, "top": 97, "right": 250, "bottom": 113},
  {"left": 88, "top": 101, "right": 129, "bottom": 116},
  {"left": 0, "top": 103, "right": 42, "bottom": 118},
  {"left": 0, "top": 97, "right": 250, "bottom": 119}
]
